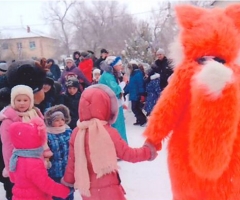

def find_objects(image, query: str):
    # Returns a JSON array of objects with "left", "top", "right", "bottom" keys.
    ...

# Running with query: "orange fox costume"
[{"left": 143, "top": 4, "right": 240, "bottom": 200}]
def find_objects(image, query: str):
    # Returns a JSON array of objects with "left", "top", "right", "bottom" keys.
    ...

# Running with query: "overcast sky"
[{"left": 0, "top": 0, "right": 159, "bottom": 33}]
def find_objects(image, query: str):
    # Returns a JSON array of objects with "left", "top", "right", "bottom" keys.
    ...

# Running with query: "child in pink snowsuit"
[
  {"left": 8, "top": 117, "right": 70, "bottom": 200},
  {"left": 61, "top": 84, "right": 157, "bottom": 200}
]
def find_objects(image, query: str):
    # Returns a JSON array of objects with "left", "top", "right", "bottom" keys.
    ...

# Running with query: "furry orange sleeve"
[
  {"left": 143, "top": 64, "right": 194, "bottom": 150},
  {"left": 189, "top": 78, "right": 240, "bottom": 180}
]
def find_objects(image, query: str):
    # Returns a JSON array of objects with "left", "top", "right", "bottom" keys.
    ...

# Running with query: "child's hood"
[
  {"left": 44, "top": 104, "right": 71, "bottom": 127},
  {"left": 79, "top": 84, "right": 118, "bottom": 124},
  {"left": 9, "top": 117, "right": 46, "bottom": 149}
]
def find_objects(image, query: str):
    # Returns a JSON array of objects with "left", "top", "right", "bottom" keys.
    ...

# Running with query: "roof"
[{"left": 0, "top": 27, "right": 55, "bottom": 40}]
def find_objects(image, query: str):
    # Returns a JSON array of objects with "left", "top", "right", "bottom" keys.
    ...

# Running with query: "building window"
[
  {"left": 17, "top": 42, "right": 22, "bottom": 49},
  {"left": 29, "top": 41, "right": 36, "bottom": 49},
  {"left": 2, "top": 43, "right": 8, "bottom": 50}
]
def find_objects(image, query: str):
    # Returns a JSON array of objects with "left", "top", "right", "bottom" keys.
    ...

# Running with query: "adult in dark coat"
[
  {"left": 65, "top": 78, "right": 81, "bottom": 130},
  {"left": 36, "top": 77, "right": 56, "bottom": 114},
  {"left": 53, "top": 81, "right": 68, "bottom": 105},
  {"left": 87, "top": 50, "right": 98, "bottom": 68},
  {"left": 124, "top": 63, "right": 146, "bottom": 126},
  {"left": 47, "top": 59, "right": 61, "bottom": 81},
  {"left": 73, "top": 51, "right": 81, "bottom": 67},
  {"left": 95, "top": 48, "right": 109, "bottom": 73},
  {"left": 146, "top": 48, "right": 173, "bottom": 90}
]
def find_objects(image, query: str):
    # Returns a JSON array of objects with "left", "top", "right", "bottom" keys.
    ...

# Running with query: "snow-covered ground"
[{"left": 0, "top": 110, "right": 172, "bottom": 200}]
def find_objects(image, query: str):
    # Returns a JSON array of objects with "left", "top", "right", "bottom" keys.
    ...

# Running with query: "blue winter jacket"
[
  {"left": 124, "top": 69, "right": 145, "bottom": 101},
  {"left": 47, "top": 128, "right": 72, "bottom": 178}
]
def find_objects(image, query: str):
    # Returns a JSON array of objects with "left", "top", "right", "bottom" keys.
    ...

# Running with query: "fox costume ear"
[
  {"left": 225, "top": 4, "right": 240, "bottom": 31},
  {"left": 175, "top": 5, "right": 206, "bottom": 29}
]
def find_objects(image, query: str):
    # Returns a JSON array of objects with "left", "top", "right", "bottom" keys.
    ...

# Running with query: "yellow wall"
[{"left": 0, "top": 37, "right": 57, "bottom": 61}]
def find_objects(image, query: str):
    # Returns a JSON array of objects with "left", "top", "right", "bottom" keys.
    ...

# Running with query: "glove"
[{"left": 144, "top": 140, "right": 158, "bottom": 161}]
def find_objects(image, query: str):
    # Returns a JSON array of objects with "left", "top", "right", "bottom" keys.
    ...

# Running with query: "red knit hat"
[{"left": 9, "top": 117, "right": 46, "bottom": 149}]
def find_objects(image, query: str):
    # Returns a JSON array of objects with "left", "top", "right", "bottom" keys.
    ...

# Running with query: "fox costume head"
[
  {"left": 172, "top": 4, "right": 240, "bottom": 66},
  {"left": 144, "top": 4, "right": 240, "bottom": 199}
]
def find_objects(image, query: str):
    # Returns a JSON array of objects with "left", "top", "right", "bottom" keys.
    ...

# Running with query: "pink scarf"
[{"left": 74, "top": 119, "right": 118, "bottom": 197}]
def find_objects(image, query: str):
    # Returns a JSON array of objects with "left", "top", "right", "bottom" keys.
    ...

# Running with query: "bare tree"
[
  {"left": 123, "top": 20, "right": 155, "bottom": 65},
  {"left": 44, "top": 0, "right": 77, "bottom": 56},
  {"left": 42, "top": 0, "right": 215, "bottom": 62},
  {"left": 71, "top": 1, "right": 137, "bottom": 56},
  {"left": 150, "top": 0, "right": 216, "bottom": 57}
]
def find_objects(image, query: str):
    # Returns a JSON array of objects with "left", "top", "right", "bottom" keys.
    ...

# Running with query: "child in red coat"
[
  {"left": 9, "top": 117, "right": 71, "bottom": 200},
  {"left": 61, "top": 84, "right": 157, "bottom": 200}
]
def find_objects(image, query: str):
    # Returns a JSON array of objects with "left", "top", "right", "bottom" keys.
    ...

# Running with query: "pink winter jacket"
[
  {"left": 63, "top": 125, "right": 152, "bottom": 200},
  {"left": 9, "top": 157, "right": 70, "bottom": 200},
  {"left": 0, "top": 107, "right": 22, "bottom": 173},
  {"left": 0, "top": 106, "right": 44, "bottom": 174}
]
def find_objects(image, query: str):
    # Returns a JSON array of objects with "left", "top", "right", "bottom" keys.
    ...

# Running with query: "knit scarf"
[
  {"left": 46, "top": 125, "right": 70, "bottom": 134},
  {"left": 9, "top": 147, "right": 44, "bottom": 172},
  {"left": 74, "top": 119, "right": 118, "bottom": 197},
  {"left": 17, "top": 107, "right": 40, "bottom": 122}
]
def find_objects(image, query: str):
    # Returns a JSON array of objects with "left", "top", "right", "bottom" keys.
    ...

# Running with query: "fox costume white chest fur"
[{"left": 144, "top": 4, "right": 240, "bottom": 200}]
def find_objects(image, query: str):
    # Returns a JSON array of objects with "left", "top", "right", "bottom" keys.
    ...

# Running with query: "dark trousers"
[
  {"left": 131, "top": 100, "right": 146, "bottom": 124},
  {"left": 0, "top": 141, "right": 13, "bottom": 199}
]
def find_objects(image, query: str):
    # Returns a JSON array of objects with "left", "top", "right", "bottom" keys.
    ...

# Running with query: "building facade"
[{"left": 0, "top": 27, "right": 57, "bottom": 61}]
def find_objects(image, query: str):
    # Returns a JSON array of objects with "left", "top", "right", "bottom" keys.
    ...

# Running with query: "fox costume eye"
[
  {"left": 196, "top": 57, "right": 226, "bottom": 65},
  {"left": 173, "top": 4, "right": 240, "bottom": 64}
]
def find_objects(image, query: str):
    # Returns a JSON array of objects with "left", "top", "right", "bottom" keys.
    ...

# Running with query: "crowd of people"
[{"left": 0, "top": 46, "right": 173, "bottom": 200}]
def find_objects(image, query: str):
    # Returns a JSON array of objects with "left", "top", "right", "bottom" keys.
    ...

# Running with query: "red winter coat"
[
  {"left": 63, "top": 86, "right": 152, "bottom": 200},
  {"left": 78, "top": 59, "right": 93, "bottom": 83}
]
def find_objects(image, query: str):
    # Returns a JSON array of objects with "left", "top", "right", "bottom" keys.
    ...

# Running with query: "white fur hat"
[
  {"left": 156, "top": 48, "right": 165, "bottom": 55},
  {"left": 11, "top": 85, "right": 34, "bottom": 110},
  {"left": 65, "top": 57, "right": 74, "bottom": 63},
  {"left": 93, "top": 68, "right": 101, "bottom": 74}
]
